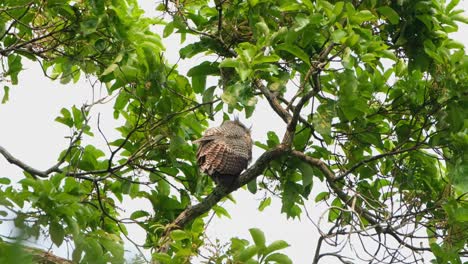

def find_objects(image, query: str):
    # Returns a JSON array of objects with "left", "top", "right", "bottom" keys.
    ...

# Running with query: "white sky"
[{"left": 0, "top": 1, "right": 467, "bottom": 263}]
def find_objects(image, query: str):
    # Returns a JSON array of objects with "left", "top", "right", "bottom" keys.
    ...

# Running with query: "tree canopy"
[{"left": 0, "top": 0, "right": 467, "bottom": 263}]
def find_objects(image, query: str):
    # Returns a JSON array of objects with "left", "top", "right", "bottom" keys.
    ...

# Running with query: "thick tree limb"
[
  {"left": 0, "top": 241, "right": 72, "bottom": 264},
  {"left": 25, "top": 246, "right": 73, "bottom": 264},
  {"left": 159, "top": 145, "right": 287, "bottom": 251}
]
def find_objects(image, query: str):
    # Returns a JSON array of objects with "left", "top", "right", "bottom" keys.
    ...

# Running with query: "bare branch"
[
  {"left": 255, "top": 80, "right": 291, "bottom": 124},
  {"left": 0, "top": 145, "right": 56, "bottom": 178},
  {"left": 334, "top": 143, "right": 424, "bottom": 182}
]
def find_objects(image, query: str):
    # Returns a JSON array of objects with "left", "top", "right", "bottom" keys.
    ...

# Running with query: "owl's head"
[{"left": 222, "top": 118, "right": 251, "bottom": 134}]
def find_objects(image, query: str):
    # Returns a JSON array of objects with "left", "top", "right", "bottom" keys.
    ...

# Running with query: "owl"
[{"left": 194, "top": 119, "right": 252, "bottom": 186}]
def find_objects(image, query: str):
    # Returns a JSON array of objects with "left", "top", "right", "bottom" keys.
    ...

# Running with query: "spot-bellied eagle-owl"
[{"left": 194, "top": 119, "right": 252, "bottom": 185}]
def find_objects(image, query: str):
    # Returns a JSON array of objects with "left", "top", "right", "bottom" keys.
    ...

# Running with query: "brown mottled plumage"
[{"left": 194, "top": 119, "right": 252, "bottom": 185}]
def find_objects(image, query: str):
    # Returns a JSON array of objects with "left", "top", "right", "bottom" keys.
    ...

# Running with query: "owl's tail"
[{"left": 210, "top": 173, "right": 238, "bottom": 187}]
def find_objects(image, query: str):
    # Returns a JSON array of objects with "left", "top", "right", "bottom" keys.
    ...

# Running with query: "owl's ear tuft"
[{"left": 231, "top": 118, "right": 250, "bottom": 131}]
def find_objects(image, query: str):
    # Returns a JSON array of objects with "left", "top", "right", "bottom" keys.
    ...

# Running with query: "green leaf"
[
  {"left": 248, "top": 0, "right": 259, "bottom": 7},
  {"left": 361, "top": 53, "right": 376, "bottom": 62},
  {"left": 179, "top": 41, "right": 207, "bottom": 59},
  {"left": 100, "top": 238, "right": 124, "bottom": 260},
  {"left": 80, "top": 17, "right": 99, "bottom": 35},
  {"left": 294, "top": 14, "right": 310, "bottom": 31},
  {"left": 453, "top": 207, "right": 468, "bottom": 221},
  {"left": 191, "top": 218, "right": 205, "bottom": 234},
  {"left": 345, "top": 33, "right": 360, "bottom": 47},
  {"left": 238, "top": 245, "right": 258, "bottom": 261},
  {"left": 378, "top": 50, "right": 397, "bottom": 61},
  {"left": 130, "top": 210, "right": 150, "bottom": 220},
  {"left": 237, "top": 63, "right": 252, "bottom": 81},
  {"left": 51, "top": 173, "right": 65, "bottom": 188},
  {"left": 72, "top": 246, "right": 82, "bottom": 263},
  {"left": 276, "top": 44, "right": 311, "bottom": 65},
  {"left": 377, "top": 6, "right": 400, "bottom": 24},
  {"left": 395, "top": 58, "right": 407, "bottom": 76},
  {"left": 152, "top": 253, "right": 171, "bottom": 263},
  {"left": 258, "top": 197, "right": 271, "bottom": 211},
  {"left": 267, "top": 131, "right": 280, "bottom": 147},
  {"left": 101, "top": 53, "right": 123, "bottom": 76},
  {"left": 249, "top": 228, "right": 266, "bottom": 248},
  {"left": 328, "top": 198, "right": 343, "bottom": 222},
  {"left": 450, "top": 158, "right": 468, "bottom": 193},
  {"left": 86, "top": 239, "right": 105, "bottom": 259},
  {"left": 446, "top": 0, "right": 460, "bottom": 12},
  {"left": 353, "top": 10, "right": 375, "bottom": 23},
  {"left": 129, "top": 183, "right": 140, "bottom": 198},
  {"left": 255, "top": 21, "right": 270, "bottom": 38},
  {"left": 0, "top": 177, "right": 11, "bottom": 185},
  {"left": 281, "top": 183, "right": 303, "bottom": 219},
  {"left": 298, "top": 161, "right": 314, "bottom": 188},
  {"left": 247, "top": 179, "right": 257, "bottom": 194},
  {"left": 264, "top": 253, "right": 293, "bottom": 264},
  {"left": 0, "top": 240, "right": 34, "bottom": 263},
  {"left": 55, "top": 108, "right": 74, "bottom": 127},
  {"left": 114, "top": 92, "right": 129, "bottom": 113},
  {"left": 312, "top": 107, "right": 332, "bottom": 139},
  {"left": 7, "top": 54, "right": 22, "bottom": 85},
  {"left": 78, "top": 145, "right": 105, "bottom": 171},
  {"left": 170, "top": 230, "right": 190, "bottom": 241},
  {"left": 333, "top": 1, "right": 344, "bottom": 15},
  {"left": 101, "top": 63, "right": 119, "bottom": 76},
  {"left": 452, "top": 13, "right": 468, "bottom": 23},
  {"left": 1, "top": 86, "right": 9, "bottom": 104},
  {"left": 314, "top": 192, "right": 329, "bottom": 202},
  {"left": 219, "top": 58, "right": 240, "bottom": 68},
  {"left": 187, "top": 61, "right": 219, "bottom": 93},
  {"left": 265, "top": 240, "right": 290, "bottom": 255},
  {"left": 191, "top": 75, "right": 206, "bottom": 94},
  {"left": 163, "top": 22, "right": 174, "bottom": 37},
  {"left": 213, "top": 205, "right": 231, "bottom": 219},
  {"left": 187, "top": 61, "right": 220, "bottom": 77},
  {"left": 50, "top": 222, "right": 65, "bottom": 247},
  {"left": 331, "top": 29, "right": 347, "bottom": 43},
  {"left": 253, "top": 55, "right": 280, "bottom": 65},
  {"left": 447, "top": 104, "right": 464, "bottom": 132},
  {"left": 71, "top": 106, "right": 84, "bottom": 128},
  {"left": 357, "top": 132, "right": 383, "bottom": 148},
  {"left": 445, "top": 39, "right": 464, "bottom": 49}
]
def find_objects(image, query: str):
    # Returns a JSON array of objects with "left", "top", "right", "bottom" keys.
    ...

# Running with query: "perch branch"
[{"left": 158, "top": 145, "right": 287, "bottom": 252}]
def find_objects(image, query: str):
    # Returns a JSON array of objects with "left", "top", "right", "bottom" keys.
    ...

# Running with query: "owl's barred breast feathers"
[{"left": 194, "top": 119, "right": 252, "bottom": 185}]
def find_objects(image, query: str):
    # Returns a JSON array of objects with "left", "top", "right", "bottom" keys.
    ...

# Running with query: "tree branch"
[
  {"left": 255, "top": 80, "right": 291, "bottom": 124},
  {"left": 334, "top": 144, "right": 423, "bottom": 182},
  {"left": 0, "top": 145, "right": 53, "bottom": 178},
  {"left": 290, "top": 150, "right": 434, "bottom": 256},
  {"left": 158, "top": 145, "right": 287, "bottom": 252}
]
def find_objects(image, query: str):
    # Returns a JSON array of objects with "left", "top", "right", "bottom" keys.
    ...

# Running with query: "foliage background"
[{"left": 0, "top": 0, "right": 467, "bottom": 263}]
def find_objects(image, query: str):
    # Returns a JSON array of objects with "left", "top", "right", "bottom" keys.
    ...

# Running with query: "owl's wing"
[
  {"left": 196, "top": 137, "right": 249, "bottom": 177},
  {"left": 192, "top": 136, "right": 216, "bottom": 143},
  {"left": 196, "top": 140, "right": 228, "bottom": 175},
  {"left": 245, "top": 134, "right": 253, "bottom": 162},
  {"left": 192, "top": 127, "right": 222, "bottom": 143}
]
